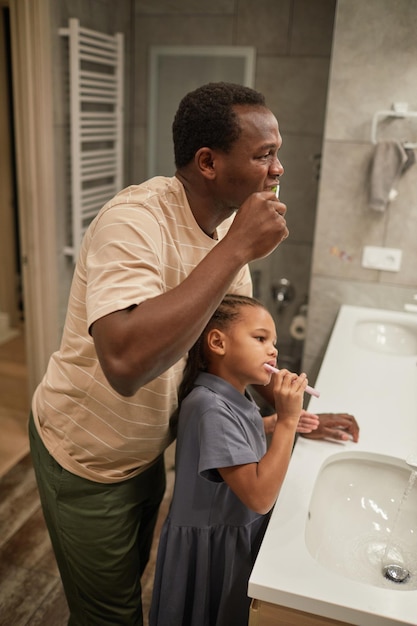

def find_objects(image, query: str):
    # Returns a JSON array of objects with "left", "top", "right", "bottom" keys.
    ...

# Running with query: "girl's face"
[{"left": 214, "top": 305, "right": 278, "bottom": 393}]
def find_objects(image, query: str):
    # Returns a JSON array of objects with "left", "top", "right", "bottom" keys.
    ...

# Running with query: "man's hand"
[
  {"left": 263, "top": 411, "right": 359, "bottom": 442},
  {"left": 300, "top": 412, "right": 359, "bottom": 442}
]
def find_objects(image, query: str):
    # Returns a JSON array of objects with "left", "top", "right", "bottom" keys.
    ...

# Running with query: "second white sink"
[{"left": 353, "top": 320, "right": 417, "bottom": 356}]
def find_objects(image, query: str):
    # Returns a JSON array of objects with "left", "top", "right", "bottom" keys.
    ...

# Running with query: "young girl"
[{"left": 149, "top": 294, "right": 317, "bottom": 626}]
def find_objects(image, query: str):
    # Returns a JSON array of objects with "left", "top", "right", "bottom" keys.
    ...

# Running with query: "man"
[{"left": 29, "top": 82, "right": 358, "bottom": 625}]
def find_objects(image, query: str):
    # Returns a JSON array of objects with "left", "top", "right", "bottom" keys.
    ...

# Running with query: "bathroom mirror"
[{"left": 147, "top": 45, "right": 256, "bottom": 178}]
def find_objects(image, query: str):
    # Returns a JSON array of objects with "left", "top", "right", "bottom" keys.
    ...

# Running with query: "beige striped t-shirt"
[{"left": 32, "top": 176, "right": 252, "bottom": 483}]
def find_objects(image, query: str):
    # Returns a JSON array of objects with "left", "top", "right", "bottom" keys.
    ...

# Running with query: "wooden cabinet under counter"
[{"left": 249, "top": 599, "right": 355, "bottom": 626}]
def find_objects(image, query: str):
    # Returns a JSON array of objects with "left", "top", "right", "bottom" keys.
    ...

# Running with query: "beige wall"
[{"left": 304, "top": 0, "right": 417, "bottom": 383}]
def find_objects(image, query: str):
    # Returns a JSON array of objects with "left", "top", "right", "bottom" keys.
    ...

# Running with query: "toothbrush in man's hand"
[
  {"left": 272, "top": 183, "right": 280, "bottom": 198},
  {"left": 263, "top": 363, "right": 320, "bottom": 398}
]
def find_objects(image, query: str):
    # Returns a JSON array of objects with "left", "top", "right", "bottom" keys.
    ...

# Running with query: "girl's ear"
[
  {"left": 195, "top": 147, "right": 216, "bottom": 180},
  {"left": 207, "top": 328, "right": 226, "bottom": 355}
]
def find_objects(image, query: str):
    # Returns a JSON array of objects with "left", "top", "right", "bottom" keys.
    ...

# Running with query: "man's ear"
[
  {"left": 195, "top": 147, "right": 216, "bottom": 179},
  {"left": 207, "top": 328, "right": 226, "bottom": 355}
]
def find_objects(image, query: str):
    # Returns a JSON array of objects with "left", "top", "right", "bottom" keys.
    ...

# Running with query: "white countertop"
[{"left": 248, "top": 305, "right": 417, "bottom": 626}]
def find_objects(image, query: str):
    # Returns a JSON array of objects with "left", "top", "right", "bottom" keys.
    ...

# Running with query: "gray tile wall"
[
  {"left": 304, "top": 0, "right": 417, "bottom": 383},
  {"left": 131, "top": 0, "right": 336, "bottom": 362},
  {"left": 51, "top": 0, "right": 336, "bottom": 351}
]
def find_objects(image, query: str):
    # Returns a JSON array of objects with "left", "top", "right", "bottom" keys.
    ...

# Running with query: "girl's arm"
[
  {"left": 262, "top": 411, "right": 319, "bottom": 435},
  {"left": 218, "top": 370, "right": 307, "bottom": 515}
]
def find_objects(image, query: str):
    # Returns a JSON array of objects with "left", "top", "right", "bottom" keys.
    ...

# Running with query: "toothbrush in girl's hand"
[{"left": 263, "top": 363, "right": 320, "bottom": 398}]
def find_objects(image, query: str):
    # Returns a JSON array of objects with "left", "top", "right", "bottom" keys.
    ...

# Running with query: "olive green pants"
[{"left": 29, "top": 413, "right": 166, "bottom": 625}]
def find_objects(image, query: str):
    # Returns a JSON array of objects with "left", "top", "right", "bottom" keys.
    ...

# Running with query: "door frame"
[
  {"left": 0, "top": 6, "right": 19, "bottom": 329},
  {"left": 9, "top": 0, "right": 59, "bottom": 394}
]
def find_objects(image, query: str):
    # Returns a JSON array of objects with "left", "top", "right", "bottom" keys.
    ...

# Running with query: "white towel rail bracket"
[
  {"left": 371, "top": 103, "right": 417, "bottom": 150},
  {"left": 59, "top": 18, "right": 124, "bottom": 261}
]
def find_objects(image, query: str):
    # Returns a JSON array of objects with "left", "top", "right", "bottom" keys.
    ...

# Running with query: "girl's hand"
[
  {"left": 272, "top": 369, "right": 307, "bottom": 421},
  {"left": 296, "top": 409, "right": 320, "bottom": 433}
]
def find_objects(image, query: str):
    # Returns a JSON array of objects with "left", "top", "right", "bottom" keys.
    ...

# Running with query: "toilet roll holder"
[{"left": 271, "top": 279, "right": 308, "bottom": 341}]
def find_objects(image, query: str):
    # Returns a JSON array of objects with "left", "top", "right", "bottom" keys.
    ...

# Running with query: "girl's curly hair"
[{"left": 170, "top": 294, "right": 266, "bottom": 433}]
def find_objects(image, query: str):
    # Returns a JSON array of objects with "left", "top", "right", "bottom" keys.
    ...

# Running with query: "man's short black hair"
[{"left": 173, "top": 82, "right": 266, "bottom": 169}]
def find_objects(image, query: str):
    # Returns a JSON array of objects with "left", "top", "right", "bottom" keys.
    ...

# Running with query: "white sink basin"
[
  {"left": 353, "top": 320, "right": 417, "bottom": 355},
  {"left": 305, "top": 451, "right": 417, "bottom": 590}
]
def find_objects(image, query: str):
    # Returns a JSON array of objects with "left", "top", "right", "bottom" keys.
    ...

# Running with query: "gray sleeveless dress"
[{"left": 149, "top": 372, "right": 270, "bottom": 626}]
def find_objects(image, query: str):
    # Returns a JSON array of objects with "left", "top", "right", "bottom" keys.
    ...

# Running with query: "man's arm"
[{"left": 91, "top": 192, "right": 288, "bottom": 396}]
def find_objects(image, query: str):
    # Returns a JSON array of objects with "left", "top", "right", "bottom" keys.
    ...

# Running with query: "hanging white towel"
[{"left": 369, "top": 140, "right": 415, "bottom": 211}]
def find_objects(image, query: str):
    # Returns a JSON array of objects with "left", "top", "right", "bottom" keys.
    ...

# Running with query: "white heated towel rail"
[{"left": 59, "top": 18, "right": 124, "bottom": 260}]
